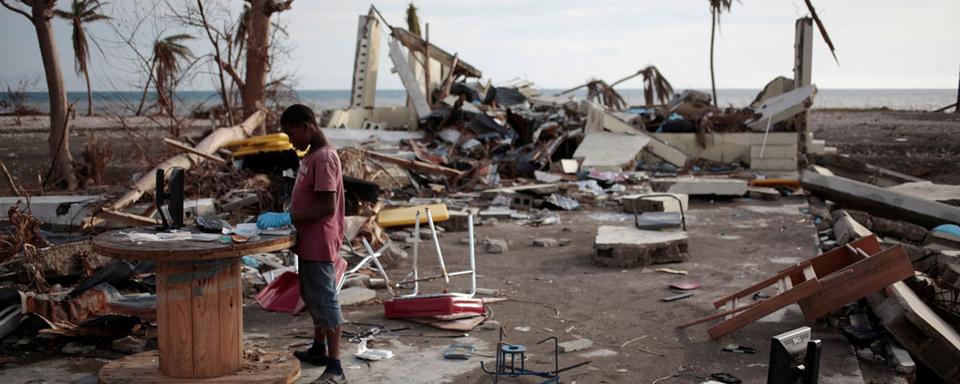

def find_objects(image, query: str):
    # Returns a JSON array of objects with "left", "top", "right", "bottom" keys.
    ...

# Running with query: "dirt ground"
[
  {"left": 810, "top": 110, "right": 960, "bottom": 184},
  {"left": 1, "top": 199, "right": 902, "bottom": 384},
  {"left": 0, "top": 110, "right": 942, "bottom": 383}
]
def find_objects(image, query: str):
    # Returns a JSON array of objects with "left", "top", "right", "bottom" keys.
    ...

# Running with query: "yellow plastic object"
[
  {"left": 225, "top": 133, "right": 307, "bottom": 158},
  {"left": 376, "top": 204, "right": 449, "bottom": 228}
]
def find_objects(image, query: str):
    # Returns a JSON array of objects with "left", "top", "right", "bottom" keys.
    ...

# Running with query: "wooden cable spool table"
[{"left": 93, "top": 228, "right": 300, "bottom": 383}]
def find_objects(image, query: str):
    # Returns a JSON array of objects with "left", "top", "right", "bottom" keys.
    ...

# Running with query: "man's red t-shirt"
[{"left": 290, "top": 146, "right": 345, "bottom": 262}]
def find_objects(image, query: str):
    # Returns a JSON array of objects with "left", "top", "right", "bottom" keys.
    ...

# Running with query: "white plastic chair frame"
[
  {"left": 335, "top": 239, "right": 395, "bottom": 297},
  {"left": 396, "top": 207, "right": 477, "bottom": 299}
]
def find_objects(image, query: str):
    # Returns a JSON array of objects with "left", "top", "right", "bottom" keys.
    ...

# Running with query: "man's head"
[{"left": 280, "top": 104, "right": 319, "bottom": 151}]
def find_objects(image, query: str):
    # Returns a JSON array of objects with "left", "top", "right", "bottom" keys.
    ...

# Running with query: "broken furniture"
[
  {"left": 683, "top": 235, "right": 913, "bottom": 339},
  {"left": 480, "top": 327, "right": 591, "bottom": 384},
  {"left": 155, "top": 167, "right": 185, "bottom": 230},
  {"left": 93, "top": 228, "right": 300, "bottom": 382},
  {"left": 767, "top": 326, "right": 822, "bottom": 384},
  {"left": 631, "top": 193, "right": 687, "bottom": 231},
  {"left": 383, "top": 209, "right": 484, "bottom": 319}
]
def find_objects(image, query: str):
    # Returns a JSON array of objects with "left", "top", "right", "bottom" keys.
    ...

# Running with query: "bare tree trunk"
[
  {"left": 956, "top": 66, "right": 959, "bottom": 114},
  {"left": 242, "top": 0, "right": 291, "bottom": 133},
  {"left": 84, "top": 69, "right": 93, "bottom": 116},
  {"left": 243, "top": 0, "right": 270, "bottom": 132},
  {"left": 709, "top": 9, "right": 718, "bottom": 108},
  {"left": 32, "top": 3, "right": 78, "bottom": 190},
  {"left": 197, "top": 0, "right": 235, "bottom": 125},
  {"left": 135, "top": 60, "right": 156, "bottom": 116}
]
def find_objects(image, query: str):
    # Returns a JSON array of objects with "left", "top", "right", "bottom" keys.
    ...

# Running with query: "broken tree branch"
[
  {"left": 110, "top": 110, "right": 266, "bottom": 211},
  {"left": 163, "top": 138, "right": 226, "bottom": 163},
  {"left": 0, "top": 0, "right": 34, "bottom": 22},
  {"left": 0, "top": 160, "right": 23, "bottom": 197}
]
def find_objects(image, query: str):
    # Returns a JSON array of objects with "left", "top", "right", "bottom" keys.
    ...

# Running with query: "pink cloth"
[{"left": 290, "top": 146, "right": 345, "bottom": 262}]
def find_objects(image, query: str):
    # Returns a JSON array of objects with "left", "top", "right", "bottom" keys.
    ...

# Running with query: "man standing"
[{"left": 257, "top": 104, "right": 347, "bottom": 383}]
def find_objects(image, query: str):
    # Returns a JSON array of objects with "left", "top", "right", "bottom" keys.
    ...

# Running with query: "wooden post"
[
  {"left": 955, "top": 65, "right": 960, "bottom": 113},
  {"left": 424, "top": 23, "right": 431, "bottom": 105}
]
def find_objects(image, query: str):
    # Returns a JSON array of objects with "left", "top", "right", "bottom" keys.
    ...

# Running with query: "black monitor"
[{"left": 767, "top": 326, "right": 822, "bottom": 384}]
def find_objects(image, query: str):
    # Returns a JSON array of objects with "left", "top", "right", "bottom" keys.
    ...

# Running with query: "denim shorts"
[{"left": 298, "top": 259, "right": 345, "bottom": 328}]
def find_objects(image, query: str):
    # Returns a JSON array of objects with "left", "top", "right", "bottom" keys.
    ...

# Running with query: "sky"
[{"left": 0, "top": 0, "right": 958, "bottom": 92}]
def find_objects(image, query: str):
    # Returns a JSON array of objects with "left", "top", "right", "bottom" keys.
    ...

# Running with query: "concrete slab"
[
  {"left": 887, "top": 181, "right": 960, "bottom": 205},
  {"left": 802, "top": 171, "right": 960, "bottom": 228},
  {"left": 572, "top": 132, "right": 650, "bottom": 171},
  {"left": 651, "top": 177, "right": 748, "bottom": 197},
  {"left": 585, "top": 102, "right": 688, "bottom": 167},
  {"left": 593, "top": 226, "right": 688, "bottom": 267},
  {"left": 746, "top": 84, "right": 816, "bottom": 130},
  {"left": 0, "top": 195, "right": 102, "bottom": 229}
]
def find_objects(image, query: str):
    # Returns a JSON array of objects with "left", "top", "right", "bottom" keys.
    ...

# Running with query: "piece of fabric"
[
  {"left": 291, "top": 146, "right": 346, "bottom": 262},
  {"left": 298, "top": 259, "right": 345, "bottom": 328},
  {"left": 256, "top": 212, "right": 291, "bottom": 229}
]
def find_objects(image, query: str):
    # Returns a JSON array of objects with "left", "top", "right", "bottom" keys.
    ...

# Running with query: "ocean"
[{"left": 4, "top": 88, "right": 957, "bottom": 115}]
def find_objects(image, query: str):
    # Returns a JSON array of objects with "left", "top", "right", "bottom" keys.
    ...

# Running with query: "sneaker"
[
  {"left": 311, "top": 370, "right": 348, "bottom": 384},
  {"left": 293, "top": 348, "right": 328, "bottom": 366}
]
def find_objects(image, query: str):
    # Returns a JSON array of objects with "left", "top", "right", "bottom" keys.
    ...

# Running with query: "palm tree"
[
  {"left": 610, "top": 65, "right": 675, "bottom": 106},
  {"left": 54, "top": 0, "right": 109, "bottom": 116},
  {"left": 152, "top": 33, "right": 194, "bottom": 117},
  {"left": 708, "top": 0, "right": 733, "bottom": 107}
]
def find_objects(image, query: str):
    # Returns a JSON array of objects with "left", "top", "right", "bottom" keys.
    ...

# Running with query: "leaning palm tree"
[
  {"left": 152, "top": 33, "right": 194, "bottom": 118},
  {"left": 708, "top": 0, "right": 733, "bottom": 107},
  {"left": 610, "top": 65, "right": 675, "bottom": 106},
  {"left": 54, "top": 0, "right": 109, "bottom": 116}
]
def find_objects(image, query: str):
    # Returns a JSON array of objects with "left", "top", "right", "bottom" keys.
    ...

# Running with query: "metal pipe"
[
  {"left": 467, "top": 213, "right": 477, "bottom": 297},
  {"left": 407, "top": 210, "right": 420, "bottom": 297},
  {"left": 362, "top": 237, "right": 396, "bottom": 297},
  {"left": 426, "top": 208, "right": 450, "bottom": 286}
]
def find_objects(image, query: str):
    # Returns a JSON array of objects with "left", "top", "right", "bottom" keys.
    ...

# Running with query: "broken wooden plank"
[
  {"left": 387, "top": 37, "right": 432, "bottom": 119},
  {"left": 98, "top": 208, "right": 160, "bottom": 226},
  {"left": 163, "top": 138, "right": 226, "bottom": 164},
  {"left": 363, "top": 150, "right": 463, "bottom": 178}
]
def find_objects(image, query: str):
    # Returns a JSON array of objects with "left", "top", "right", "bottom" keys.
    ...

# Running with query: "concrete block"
[
  {"left": 559, "top": 338, "right": 593, "bottom": 353},
  {"left": 339, "top": 286, "right": 377, "bottom": 306},
  {"left": 750, "top": 158, "right": 797, "bottom": 171},
  {"left": 886, "top": 340, "right": 916, "bottom": 375},
  {"left": 532, "top": 238, "right": 559, "bottom": 248},
  {"left": 621, "top": 193, "right": 689, "bottom": 214},
  {"left": 485, "top": 239, "right": 509, "bottom": 254},
  {"left": 750, "top": 145, "right": 797, "bottom": 160},
  {"left": 833, "top": 211, "right": 873, "bottom": 245},
  {"left": 871, "top": 217, "right": 929, "bottom": 243},
  {"left": 653, "top": 177, "right": 748, "bottom": 196},
  {"left": 635, "top": 212, "right": 682, "bottom": 230},
  {"left": 593, "top": 226, "right": 688, "bottom": 268}
]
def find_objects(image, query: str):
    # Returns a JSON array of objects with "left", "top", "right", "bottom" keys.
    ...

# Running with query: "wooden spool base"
[{"left": 98, "top": 350, "right": 301, "bottom": 384}]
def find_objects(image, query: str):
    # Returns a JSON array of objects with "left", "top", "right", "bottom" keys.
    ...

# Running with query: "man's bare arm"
[{"left": 291, "top": 191, "right": 336, "bottom": 224}]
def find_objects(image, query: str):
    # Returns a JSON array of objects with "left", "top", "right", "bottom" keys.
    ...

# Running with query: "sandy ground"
[
  {"left": 0, "top": 198, "right": 902, "bottom": 384},
  {"left": 810, "top": 110, "right": 960, "bottom": 184},
  {"left": 3, "top": 109, "right": 960, "bottom": 191}
]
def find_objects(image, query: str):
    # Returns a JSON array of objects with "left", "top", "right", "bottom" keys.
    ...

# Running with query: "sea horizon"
[{"left": 4, "top": 88, "right": 957, "bottom": 115}]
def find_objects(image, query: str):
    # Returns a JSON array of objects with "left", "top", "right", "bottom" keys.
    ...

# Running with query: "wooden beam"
[
  {"left": 391, "top": 27, "right": 481, "bottom": 78},
  {"left": 163, "top": 138, "right": 226, "bottom": 164},
  {"left": 98, "top": 208, "right": 160, "bottom": 226},
  {"left": 363, "top": 150, "right": 463, "bottom": 178}
]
